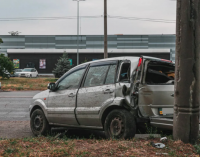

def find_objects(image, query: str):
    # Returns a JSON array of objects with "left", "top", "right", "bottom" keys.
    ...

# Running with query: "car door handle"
[
  {"left": 103, "top": 89, "right": 114, "bottom": 94},
  {"left": 68, "top": 93, "right": 75, "bottom": 97},
  {"left": 171, "top": 93, "right": 174, "bottom": 97}
]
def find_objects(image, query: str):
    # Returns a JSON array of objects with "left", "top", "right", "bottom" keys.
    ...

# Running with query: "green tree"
[
  {"left": 0, "top": 38, "right": 3, "bottom": 44},
  {"left": 52, "top": 52, "right": 72, "bottom": 78},
  {"left": 0, "top": 54, "right": 14, "bottom": 79}
]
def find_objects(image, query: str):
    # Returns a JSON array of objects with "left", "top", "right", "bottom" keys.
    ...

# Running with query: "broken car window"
[
  {"left": 145, "top": 62, "right": 174, "bottom": 84},
  {"left": 84, "top": 65, "right": 109, "bottom": 87}
]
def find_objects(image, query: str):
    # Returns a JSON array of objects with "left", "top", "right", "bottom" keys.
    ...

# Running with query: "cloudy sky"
[{"left": 0, "top": 0, "right": 176, "bottom": 35}]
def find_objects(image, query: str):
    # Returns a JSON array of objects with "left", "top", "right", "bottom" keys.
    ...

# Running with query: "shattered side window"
[
  {"left": 84, "top": 65, "right": 109, "bottom": 87},
  {"left": 105, "top": 65, "right": 117, "bottom": 84}
]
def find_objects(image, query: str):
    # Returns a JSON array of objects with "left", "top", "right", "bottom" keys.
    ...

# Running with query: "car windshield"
[
  {"left": 22, "top": 69, "right": 32, "bottom": 72},
  {"left": 15, "top": 69, "right": 22, "bottom": 72}
]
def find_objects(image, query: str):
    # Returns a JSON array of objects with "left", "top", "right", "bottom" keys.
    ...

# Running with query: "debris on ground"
[
  {"left": 0, "top": 137, "right": 197, "bottom": 156},
  {"left": 160, "top": 137, "right": 168, "bottom": 142},
  {"left": 151, "top": 141, "right": 165, "bottom": 148},
  {"left": 156, "top": 152, "right": 168, "bottom": 155}
]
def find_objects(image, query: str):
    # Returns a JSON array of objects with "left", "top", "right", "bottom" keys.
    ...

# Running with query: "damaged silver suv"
[{"left": 29, "top": 56, "right": 175, "bottom": 139}]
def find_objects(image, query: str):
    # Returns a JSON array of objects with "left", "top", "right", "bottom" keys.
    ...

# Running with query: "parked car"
[
  {"left": 18, "top": 68, "right": 38, "bottom": 78},
  {"left": 10, "top": 69, "right": 23, "bottom": 77},
  {"left": 29, "top": 56, "right": 175, "bottom": 138}
]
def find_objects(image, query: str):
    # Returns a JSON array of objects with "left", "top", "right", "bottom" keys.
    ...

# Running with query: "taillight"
[{"left": 138, "top": 57, "right": 143, "bottom": 67}]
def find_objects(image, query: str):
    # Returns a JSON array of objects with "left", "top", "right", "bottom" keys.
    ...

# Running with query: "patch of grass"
[
  {"left": 0, "top": 77, "right": 56, "bottom": 91},
  {"left": 16, "top": 86, "right": 23, "bottom": 91},
  {"left": 10, "top": 140, "right": 17, "bottom": 145},
  {"left": 45, "top": 78, "right": 57, "bottom": 82},
  {"left": 168, "top": 150, "right": 176, "bottom": 156},
  {"left": 194, "top": 144, "right": 200, "bottom": 154},
  {"left": 0, "top": 136, "right": 198, "bottom": 156},
  {"left": 4, "top": 147, "right": 18, "bottom": 154},
  {"left": 53, "top": 148, "right": 69, "bottom": 156},
  {"left": 77, "top": 151, "right": 90, "bottom": 157},
  {"left": 145, "top": 123, "right": 158, "bottom": 139},
  {"left": 118, "top": 144, "right": 128, "bottom": 150}
]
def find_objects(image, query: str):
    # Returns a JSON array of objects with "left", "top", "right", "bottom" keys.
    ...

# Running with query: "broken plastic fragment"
[
  {"left": 160, "top": 137, "right": 168, "bottom": 142},
  {"left": 151, "top": 142, "right": 165, "bottom": 148}
]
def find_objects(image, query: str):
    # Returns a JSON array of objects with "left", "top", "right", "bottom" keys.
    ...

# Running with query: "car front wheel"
[
  {"left": 30, "top": 109, "right": 51, "bottom": 136},
  {"left": 104, "top": 109, "right": 136, "bottom": 139}
]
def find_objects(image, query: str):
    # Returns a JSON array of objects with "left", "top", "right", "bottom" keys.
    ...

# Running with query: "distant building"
[{"left": 0, "top": 34, "right": 175, "bottom": 74}]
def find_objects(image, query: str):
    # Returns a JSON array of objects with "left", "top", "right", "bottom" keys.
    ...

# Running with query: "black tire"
[
  {"left": 30, "top": 109, "right": 51, "bottom": 136},
  {"left": 104, "top": 109, "right": 136, "bottom": 139}
]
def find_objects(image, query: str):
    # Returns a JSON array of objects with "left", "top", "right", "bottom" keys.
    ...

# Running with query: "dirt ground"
[
  {"left": 0, "top": 121, "right": 199, "bottom": 156},
  {"left": 0, "top": 121, "right": 33, "bottom": 139}
]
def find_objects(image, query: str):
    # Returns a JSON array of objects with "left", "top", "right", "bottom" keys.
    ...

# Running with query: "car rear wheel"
[
  {"left": 104, "top": 109, "right": 136, "bottom": 139},
  {"left": 30, "top": 109, "right": 51, "bottom": 136}
]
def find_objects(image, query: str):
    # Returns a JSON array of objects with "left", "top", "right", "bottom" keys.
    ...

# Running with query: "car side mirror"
[{"left": 48, "top": 83, "right": 56, "bottom": 91}]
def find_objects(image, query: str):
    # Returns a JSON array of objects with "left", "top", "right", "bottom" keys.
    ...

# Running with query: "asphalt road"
[
  {"left": 0, "top": 91, "right": 40, "bottom": 121},
  {"left": 0, "top": 91, "right": 40, "bottom": 138}
]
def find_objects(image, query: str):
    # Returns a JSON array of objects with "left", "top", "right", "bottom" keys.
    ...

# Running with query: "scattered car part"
[
  {"left": 160, "top": 137, "right": 168, "bottom": 142},
  {"left": 151, "top": 142, "right": 165, "bottom": 148}
]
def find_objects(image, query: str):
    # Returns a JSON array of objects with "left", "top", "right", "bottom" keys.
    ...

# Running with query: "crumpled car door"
[{"left": 137, "top": 59, "right": 175, "bottom": 117}]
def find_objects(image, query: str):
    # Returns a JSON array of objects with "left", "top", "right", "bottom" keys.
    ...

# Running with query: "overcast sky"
[{"left": 0, "top": 0, "right": 176, "bottom": 35}]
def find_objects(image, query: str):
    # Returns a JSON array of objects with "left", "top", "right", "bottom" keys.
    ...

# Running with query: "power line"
[
  {"left": 109, "top": 16, "right": 175, "bottom": 23},
  {"left": 109, "top": 15, "right": 175, "bottom": 22},
  {"left": 0, "top": 15, "right": 175, "bottom": 23}
]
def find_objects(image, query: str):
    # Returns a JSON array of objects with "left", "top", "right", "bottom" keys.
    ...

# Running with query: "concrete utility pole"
[
  {"left": 104, "top": 0, "right": 108, "bottom": 58},
  {"left": 173, "top": 0, "right": 200, "bottom": 143}
]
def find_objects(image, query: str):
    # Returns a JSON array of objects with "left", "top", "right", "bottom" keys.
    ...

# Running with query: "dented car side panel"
[
  {"left": 138, "top": 84, "right": 174, "bottom": 117},
  {"left": 76, "top": 84, "right": 115, "bottom": 127}
]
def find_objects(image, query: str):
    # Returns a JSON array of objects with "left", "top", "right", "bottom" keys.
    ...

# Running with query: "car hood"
[{"left": 33, "top": 89, "right": 49, "bottom": 100}]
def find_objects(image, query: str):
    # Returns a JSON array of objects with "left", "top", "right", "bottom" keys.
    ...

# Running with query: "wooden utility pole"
[
  {"left": 104, "top": 0, "right": 108, "bottom": 58},
  {"left": 173, "top": 0, "right": 200, "bottom": 143}
]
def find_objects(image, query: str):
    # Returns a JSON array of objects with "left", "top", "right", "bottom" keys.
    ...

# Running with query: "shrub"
[{"left": 52, "top": 52, "right": 72, "bottom": 78}]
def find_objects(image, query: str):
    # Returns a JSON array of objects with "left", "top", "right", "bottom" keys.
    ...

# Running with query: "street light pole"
[
  {"left": 73, "top": 0, "right": 85, "bottom": 65},
  {"left": 104, "top": 0, "right": 108, "bottom": 58}
]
